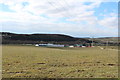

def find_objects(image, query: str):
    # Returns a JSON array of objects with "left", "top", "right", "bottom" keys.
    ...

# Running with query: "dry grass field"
[{"left": 2, "top": 45, "right": 118, "bottom": 78}]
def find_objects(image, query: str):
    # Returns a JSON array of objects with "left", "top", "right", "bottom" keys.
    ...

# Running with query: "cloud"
[
  {"left": 0, "top": 0, "right": 118, "bottom": 37},
  {"left": 0, "top": 1, "right": 101, "bottom": 24},
  {"left": 99, "top": 17, "right": 118, "bottom": 28},
  {"left": 98, "top": 13, "right": 118, "bottom": 28},
  {"left": 1, "top": 20, "right": 118, "bottom": 37},
  {"left": 0, "top": 0, "right": 101, "bottom": 18}
]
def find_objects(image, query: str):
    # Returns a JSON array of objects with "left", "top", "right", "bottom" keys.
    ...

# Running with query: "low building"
[
  {"left": 35, "top": 43, "right": 65, "bottom": 47},
  {"left": 69, "top": 45, "right": 74, "bottom": 48}
]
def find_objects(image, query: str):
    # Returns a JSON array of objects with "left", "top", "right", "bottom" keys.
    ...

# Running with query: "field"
[{"left": 2, "top": 45, "right": 118, "bottom": 78}]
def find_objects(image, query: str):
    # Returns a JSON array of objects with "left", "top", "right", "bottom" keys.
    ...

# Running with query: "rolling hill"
[{"left": 1, "top": 32, "right": 90, "bottom": 44}]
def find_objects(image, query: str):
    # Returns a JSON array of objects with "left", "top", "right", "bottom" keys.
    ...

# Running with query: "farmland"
[{"left": 2, "top": 45, "right": 118, "bottom": 78}]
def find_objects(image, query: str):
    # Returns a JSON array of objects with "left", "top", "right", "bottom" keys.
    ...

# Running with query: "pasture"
[{"left": 2, "top": 45, "right": 118, "bottom": 78}]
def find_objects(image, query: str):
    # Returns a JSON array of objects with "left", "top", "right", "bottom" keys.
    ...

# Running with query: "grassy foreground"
[{"left": 2, "top": 45, "right": 118, "bottom": 78}]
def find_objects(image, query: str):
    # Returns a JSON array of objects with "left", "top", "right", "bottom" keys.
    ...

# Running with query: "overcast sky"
[{"left": 0, "top": 0, "right": 119, "bottom": 37}]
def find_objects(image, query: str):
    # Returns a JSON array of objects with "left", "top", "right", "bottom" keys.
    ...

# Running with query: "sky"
[{"left": 0, "top": 0, "right": 119, "bottom": 38}]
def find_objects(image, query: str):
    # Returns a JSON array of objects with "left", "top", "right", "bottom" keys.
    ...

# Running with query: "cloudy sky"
[{"left": 0, "top": 0, "right": 118, "bottom": 37}]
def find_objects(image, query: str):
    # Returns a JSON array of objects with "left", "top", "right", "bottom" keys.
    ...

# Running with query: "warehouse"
[{"left": 35, "top": 43, "right": 65, "bottom": 47}]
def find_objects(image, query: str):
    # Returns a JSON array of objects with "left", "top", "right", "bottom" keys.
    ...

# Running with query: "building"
[{"left": 35, "top": 43, "right": 65, "bottom": 47}]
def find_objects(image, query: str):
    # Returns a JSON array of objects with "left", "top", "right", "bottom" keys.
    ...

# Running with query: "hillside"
[
  {"left": 87, "top": 37, "right": 119, "bottom": 46},
  {"left": 94, "top": 37, "right": 119, "bottom": 43},
  {"left": 1, "top": 32, "right": 90, "bottom": 44}
]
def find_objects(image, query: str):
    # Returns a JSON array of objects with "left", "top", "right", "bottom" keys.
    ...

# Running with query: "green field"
[{"left": 2, "top": 45, "right": 118, "bottom": 78}]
